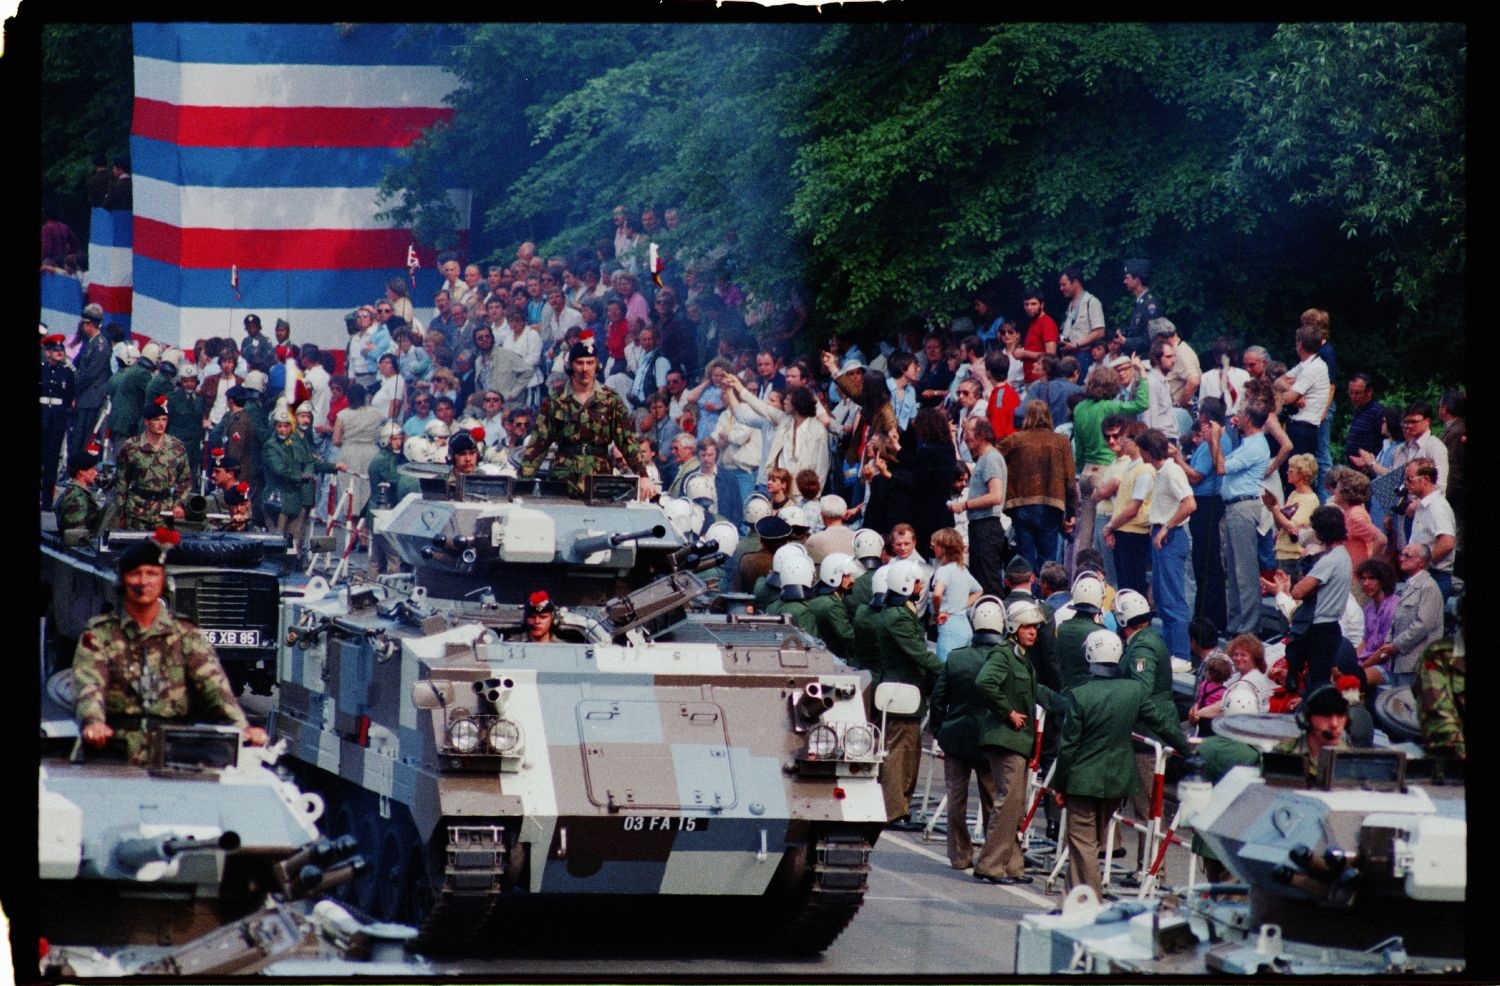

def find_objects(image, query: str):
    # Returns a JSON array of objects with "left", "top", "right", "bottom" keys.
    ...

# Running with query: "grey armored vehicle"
[
  {"left": 39, "top": 669, "right": 330, "bottom": 950},
  {"left": 1015, "top": 745, "right": 1466, "bottom": 975},
  {"left": 270, "top": 471, "right": 890, "bottom": 952}
]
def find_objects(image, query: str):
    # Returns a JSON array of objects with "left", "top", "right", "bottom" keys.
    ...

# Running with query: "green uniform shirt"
[
  {"left": 263, "top": 432, "right": 339, "bottom": 517},
  {"left": 929, "top": 636, "right": 1005, "bottom": 761},
  {"left": 1055, "top": 612, "right": 1105, "bottom": 692},
  {"left": 975, "top": 640, "right": 1041, "bottom": 758},
  {"left": 54, "top": 480, "right": 101, "bottom": 533},
  {"left": 875, "top": 602, "right": 942, "bottom": 718},
  {"left": 1124, "top": 627, "right": 1176, "bottom": 745},
  {"left": 106, "top": 363, "right": 152, "bottom": 439},
  {"left": 805, "top": 590, "right": 855, "bottom": 660},
  {"left": 1054, "top": 666, "right": 1187, "bottom": 798}
]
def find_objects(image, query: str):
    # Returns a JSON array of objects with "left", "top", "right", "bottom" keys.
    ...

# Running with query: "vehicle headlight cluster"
[
  {"left": 800, "top": 721, "right": 881, "bottom": 763},
  {"left": 445, "top": 714, "right": 525, "bottom": 758}
]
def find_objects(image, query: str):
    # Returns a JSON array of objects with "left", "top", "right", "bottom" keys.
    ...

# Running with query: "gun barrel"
[
  {"left": 573, "top": 525, "right": 668, "bottom": 557},
  {"left": 114, "top": 831, "right": 240, "bottom": 871}
]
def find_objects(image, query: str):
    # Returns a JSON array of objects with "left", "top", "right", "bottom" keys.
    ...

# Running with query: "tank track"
[
  {"left": 409, "top": 823, "right": 507, "bottom": 953},
  {"left": 778, "top": 827, "right": 875, "bottom": 954}
]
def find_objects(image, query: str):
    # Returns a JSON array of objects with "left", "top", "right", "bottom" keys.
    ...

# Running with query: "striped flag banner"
[
  {"left": 40, "top": 271, "right": 84, "bottom": 338},
  {"left": 88, "top": 206, "right": 134, "bottom": 335},
  {"left": 130, "top": 23, "right": 470, "bottom": 353}
]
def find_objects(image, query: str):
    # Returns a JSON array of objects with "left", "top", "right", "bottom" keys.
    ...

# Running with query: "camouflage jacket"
[
  {"left": 519, "top": 384, "right": 644, "bottom": 494},
  {"left": 54, "top": 480, "right": 101, "bottom": 533},
  {"left": 1417, "top": 638, "right": 1465, "bottom": 758},
  {"left": 73, "top": 606, "right": 248, "bottom": 763},
  {"left": 116, "top": 433, "right": 192, "bottom": 530}
]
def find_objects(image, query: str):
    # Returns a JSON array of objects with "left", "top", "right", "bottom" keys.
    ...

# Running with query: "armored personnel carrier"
[
  {"left": 269, "top": 471, "right": 892, "bottom": 953},
  {"left": 39, "top": 668, "right": 331, "bottom": 950}
]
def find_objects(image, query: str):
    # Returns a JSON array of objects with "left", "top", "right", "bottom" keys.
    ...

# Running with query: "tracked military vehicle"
[
  {"left": 269, "top": 470, "right": 891, "bottom": 953},
  {"left": 39, "top": 667, "right": 332, "bottom": 950}
]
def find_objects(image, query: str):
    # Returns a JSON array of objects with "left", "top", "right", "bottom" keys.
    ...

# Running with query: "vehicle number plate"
[
  {"left": 620, "top": 816, "right": 707, "bottom": 832},
  {"left": 202, "top": 629, "right": 261, "bottom": 647}
]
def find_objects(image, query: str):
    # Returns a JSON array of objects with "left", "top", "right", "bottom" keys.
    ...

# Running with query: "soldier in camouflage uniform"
[
  {"left": 54, "top": 446, "right": 104, "bottom": 535},
  {"left": 1417, "top": 634, "right": 1465, "bottom": 759},
  {"left": 74, "top": 538, "right": 268, "bottom": 765},
  {"left": 518, "top": 333, "right": 657, "bottom": 499},
  {"left": 115, "top": 397, "right": 192, "bottom": 530}
]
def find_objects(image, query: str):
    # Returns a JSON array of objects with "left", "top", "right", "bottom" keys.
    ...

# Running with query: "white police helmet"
[
  {"left": 852, "top": 528, "right": 884, "bottom": 562},
  {"left": 780, "top": 553, "right": 816, "bottom": 591},
  {"left": 1084, "top": 629, "right": 1124, "bottom": 665},
  {"left": 685, "top": 472, "right": 715, "bottom": 503},
  {"left": 869, "top": 564, "right": 891, "bottom": 606},
  {"left": 705, "top": 520, "right": 739, "bottom": 557},
  {"left": 1113, "top": 588, "right": 1152, "bottom": 626},
  {"left": 1006, "top": 599, "right": 1048, "bottom": 634},
  {"left": 819, "top": 552, "right": 855, "bottom": 590},
  {"left": 743, "top": 494, "right": 773, "bottom": 526},
  {"left": 970, "top": 594, "right": 1007, "bottom": 634},
  {"left": 425, "top": 418, "right": 452, "bottom": 440},
  {"left": 377, "top": 421, "right": 404, "bottom": 449},
  {"left": 661, "top": 496, "right": 695, "bottom": 537},
  {"left": 887, "top": 558, "right": 924, "bottom": 598},
  {"left": 1071, "top": 573, "right": 1106, "bottom": 612},
  {"left": 1222, "top": 682, "right": 1260, "bottom": 717}
]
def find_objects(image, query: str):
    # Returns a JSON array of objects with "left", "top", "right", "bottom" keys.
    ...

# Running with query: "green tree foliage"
[{"left": 41, "top": 24, "right": 134, "bottom": 233}]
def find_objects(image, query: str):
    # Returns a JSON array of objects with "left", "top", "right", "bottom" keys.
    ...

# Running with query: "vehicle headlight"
[
  {"left": 488, "top": 718, "right": 522, "bottom": 754},
  {"left": 448, "top": 718, "right": 480, "bottom": 753},
  {"left": 806, "top": 724, "right": 838, "bottom": 760},
  {"left": 843, "top": 724, "right": 876, "bottom": 759}
]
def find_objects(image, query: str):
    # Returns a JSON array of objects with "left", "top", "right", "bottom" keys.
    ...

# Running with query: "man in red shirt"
[
  {"left": 984, "top": 350, "right": 1021, "bottom": 440},
  {"left": 1018, "top": 285, "right": 1059, "bottom": 384}
]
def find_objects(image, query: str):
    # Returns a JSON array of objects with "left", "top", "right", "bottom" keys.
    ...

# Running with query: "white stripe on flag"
[
  {"left": 135, "top": 176, "right": 471, "bottom": 232},
  {"left": 87, "top": 244, "right": 134, "bottom": 288},
  {"left": 132, "top": 295, "right": 357, "bottom": 353},
  {"left": 133, "top": 57, "right": 457, "bottom": 109}
]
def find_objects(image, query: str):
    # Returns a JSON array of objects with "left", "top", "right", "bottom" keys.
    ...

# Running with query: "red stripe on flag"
[
  {"left": 88, "top": 284, "right": 134, "bottom": 313},
  {"left": 132, "top": 98, "right": 453, "bottom": 148},
  {"left": 134, "top": 217, "right": 443, "bottom": 270}
]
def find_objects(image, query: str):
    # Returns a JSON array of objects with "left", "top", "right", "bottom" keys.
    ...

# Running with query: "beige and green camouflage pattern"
[
  {"left": 74, "top": 608, "right": 248, "bottom": 764},
  {"left": 1417, "top": 638, "right": 1464, "bottom": 758},
  {"left": 54, "top": 481, "right": 101, "bottom": 533},
  {"left": 114, "top": 433, "right": 192, "bottom": 530},
  {"left": 519, "top": 385, "right": 644, "bottom": 495}
]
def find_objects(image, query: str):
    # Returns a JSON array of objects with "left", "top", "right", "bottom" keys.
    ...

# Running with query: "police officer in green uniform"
[
  {"left": 805, "top": 553, "right": 858, "bottom": 661},
  {"left": 851, "top": 564, "right": 890, "bottom": 679},
  {"left": 73, "top": 537, "right": 268, "bottom": 765},
  {"left": 1055, "top": 574, "right": 1109, "bottom": 692},
  {"left": 875, "top": 558, "right": 943, "bottom": 826},
  {"left": 1054, "top": 629, "right": 1188, "bottom": 899},
  {"left": 54, "top": 445, "right": 104, "bottom": 535},
  {"left": 262, "top": 405, "right": 345, "bottom": 549},
  {"left": 972, "top": 599, "right": 1063, "bottom": 884},
  {"left": 756, "top": 540, "right": 805, "bottom": 615},
  {"left": 845, "top": 528, "right": 885, "bottom": 619},
  {"left": 1115, "top": 587, "right": 1177, "bottom": 876},
  {"left": 106, "top": 343, "right": 153, "bottom": 446},
  {"left": 929, "top": 595, "right": 1006, "bottom": 870},
  {"left": 518, "top": 331, "right": 657, "bottom": 499},
  {"left": 115, "top": 397, "right": 192, "bottom": 530},
  {"left": 737, "top": 514, "right": 786, "bottom": 598},
  {"left": 165, "top": 360, "right": 204, "bottom": 472},
  {"left": 766, "top": 550, "right": 818, "bottom": 633}
]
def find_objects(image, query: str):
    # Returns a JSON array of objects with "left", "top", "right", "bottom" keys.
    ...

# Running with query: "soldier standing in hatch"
[
  {"left": 518, "top": 331, "right": 657, "bottom": 499},
  {"left": 507, "top": 591, "right": 561, "bottom": 643},
  {"left": 74, "top": 536, "right": 268, "bottom": 765},
  {"left": 115, "top": 397, "right": 192, "bottom": 530},
  {"left": 54, "top": 445, "right": 104, "bottom": 535}
]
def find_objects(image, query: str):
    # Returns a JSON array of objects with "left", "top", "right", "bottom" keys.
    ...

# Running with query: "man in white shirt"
[
  {"left": 1404, "top": 456, "right": 1457, "bottom": 602},
  {"left": 1142, "top": 336, "right": 1179, "bottom": 440},
  {"left": 1150, "top": 319, "right": 1201, "bottom": 409},
  {"left": 539, "top": 288, "right": 583, "bottom": 354},
  {"left": 1279, "top": 324, "right": 1329, "bottom": 484},
  {"left": 499, "top": 308, "right": 543, "bottom": 408},
  {"left": 1138, "top": 428, "right": 1195, "bottom": 660}
]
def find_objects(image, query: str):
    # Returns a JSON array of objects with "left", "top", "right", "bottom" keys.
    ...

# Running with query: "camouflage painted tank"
[
  {"left": 40, "top": 669, "right": 329, "bottom": 949},
  {"left": 269, "top": 472, "right": 890, "bottom": 953}
]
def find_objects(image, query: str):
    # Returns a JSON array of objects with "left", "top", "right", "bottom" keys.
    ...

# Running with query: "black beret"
[
  {"left": 1302, "top": 685, "right": 1350, "bottom": 719},
  {"left": 755, "top": 516, "right": 792, "bottom": 541},
  {"left": 117, "top": 539, "right": 170, "bottom": 576},
  {"left": 448, "top": 431, "right": 477, "bottom": 455},
  {"left": 1005, "top": 555, "right": 1034, "bottom": 579}
]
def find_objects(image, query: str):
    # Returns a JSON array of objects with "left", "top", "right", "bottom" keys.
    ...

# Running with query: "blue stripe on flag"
[
  {"left": 132, "top": 23, "right": 461, "bottom": 66},
  {"left": 131, "top": 136, "right": 406, "bottom": 188},
  {"left": 89, "top": 208, "right": 133, "bottom": 249},
  {"left": 41, "top": 272, "right": 84, "bottom": 317},
  {"left": 133, "top": 255, "right": 446, "bottom": 310}
]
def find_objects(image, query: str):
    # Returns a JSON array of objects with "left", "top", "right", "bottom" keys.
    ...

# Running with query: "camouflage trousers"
[
  {"left": 120, "top": 493, "right": 175, "bottom": 531},
  {"left": 548, "top": 455, "right": 615, "bottom": 497}
]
